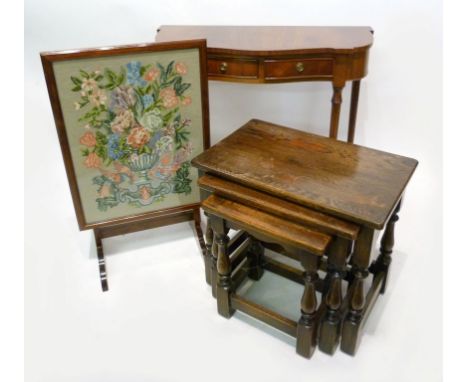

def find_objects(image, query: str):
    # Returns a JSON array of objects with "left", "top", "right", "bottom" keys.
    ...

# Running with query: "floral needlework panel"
[{"left": 53, "top": 49, "right": 203, "bottom": 225}]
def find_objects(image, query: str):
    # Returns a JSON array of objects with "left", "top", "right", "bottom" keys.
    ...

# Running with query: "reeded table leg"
[
  {"left": 296, "top": 254, "right": 319, "bottom": 358},
  {"left": 319, "top": 237, "right": 349, "bottom": 355},
  {"left": 341, "top": 227, "right": 374, "bottom": 356}
]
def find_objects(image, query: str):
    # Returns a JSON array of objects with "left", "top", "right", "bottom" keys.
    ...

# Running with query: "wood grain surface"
[
  {"left": 193, "top": 119, "right": 417, "bottom": 229},
  {"left": 202, "top": 194, "right": 331, "bottom": 255}
]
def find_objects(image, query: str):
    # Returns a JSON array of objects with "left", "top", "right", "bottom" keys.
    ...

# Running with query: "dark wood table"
[
  {"left": 192, "top": 119, "right": 418, "bottom": 356},
  {"left": 156, "top": 25, "right": 374, "bottom": 142}
]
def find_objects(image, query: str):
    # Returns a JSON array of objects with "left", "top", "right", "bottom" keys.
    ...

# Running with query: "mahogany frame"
[{"left": 41, "top": 40, "right": 210, "bottom": 291}]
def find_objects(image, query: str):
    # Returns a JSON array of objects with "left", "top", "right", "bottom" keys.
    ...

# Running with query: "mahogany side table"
[
  {"left": 156, "top": 25, "right": 373, "bottom": 142},
  {"left": 192, "top": 119, "right": 418, "bottom": 356}
]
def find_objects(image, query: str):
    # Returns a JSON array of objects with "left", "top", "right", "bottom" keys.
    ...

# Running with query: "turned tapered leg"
[
  {"left": 247, "top": 239, "right": 265, "bottom": 281},
  {"left": 210, "top": 239, "right": 219, "bottom": 298},
  {"left": 94, "top": 229, "right": 108, "bottom": 292},
  {"left": 341, "top": 227, "right": 374, "bottom": 356},
  {"left": 203, "top": 214, "right": 214, "bottom": 285},
  {"left": 329, "top": 84, "right": 345, "bottom": 139},
  {"left": 210, "top": 215, "right": 233, "bottom": 318},
  {"left": 347, "top": 80, "right": 361, "bottom": 143},
  {"left": 193, "top": 208, "right": 210, "bottom": 284},
  {"left": 296, "top": 254, "right": 319, "bottom": 358},
  {"left": 319, "top": 237, "right": 349, "bottom": 355},
  {"left": 372, "top": 200, "right": 401, "bottom": 294}
]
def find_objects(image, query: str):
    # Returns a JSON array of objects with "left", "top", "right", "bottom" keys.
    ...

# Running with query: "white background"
[{"left": 24, "top": 1, "right": 442, "bottom": 381}]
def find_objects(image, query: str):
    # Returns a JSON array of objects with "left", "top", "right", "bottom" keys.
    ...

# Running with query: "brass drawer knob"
[
  {"left": 296, "top": 62, "right": 305, "bottom": 73},
  {"left": 219, "top": 62, "right": 228, "bottom": 73}
]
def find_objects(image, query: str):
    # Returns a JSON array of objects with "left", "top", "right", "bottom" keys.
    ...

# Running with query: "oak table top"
[{"left": 192, "top": 119, "right": 418, "bottom": 229}]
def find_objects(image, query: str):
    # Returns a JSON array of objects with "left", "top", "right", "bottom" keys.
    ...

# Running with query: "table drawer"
[
  {"left": 208, "top": 58, "right": 259, "bottom": 79},
  {"left": 265, "top": 58, "right": 333, "bottom": 80}
]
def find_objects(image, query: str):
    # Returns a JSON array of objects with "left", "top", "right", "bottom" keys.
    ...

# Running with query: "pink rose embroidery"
[
  {"left": 175, "top": 62, "right": 187, "bottom": 75},
  {"left": 79, "top": 131, "right": 96, "bottom": 147},
  {"left": 84, "top": 152, "right": 101, "bottom": 168},
  {"left": 160, "top": 88, "right": 178, "bottom": 109},
  {"left": 144, "top": 67, "right": 160, "bottom": 81},
  {"left": 126, "top": 126, "right": 151, "bottom": 148},
  {"left": 111, "top": 110, "right": 134, "bottom": 133},
  {"left": 181, "top": 97, "right": 192, "bottom": 106}
]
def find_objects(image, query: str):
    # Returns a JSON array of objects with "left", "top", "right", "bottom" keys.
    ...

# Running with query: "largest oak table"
[{"left": 155, "top": 25, "right": 373, "bottom": 142}]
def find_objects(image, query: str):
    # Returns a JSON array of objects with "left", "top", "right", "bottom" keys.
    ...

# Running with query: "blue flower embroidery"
[
  {"left": 107, "top": 134, "right": 124, "bottom": 160},
  {"left": 142, "top": 94, "right": 154, "bottom": 108},
  {"left": 126, "top": 61, "right": 146, "bottom": 87},
  {"left": 149, "top": 130, "right": 163, "bottom": 147}
]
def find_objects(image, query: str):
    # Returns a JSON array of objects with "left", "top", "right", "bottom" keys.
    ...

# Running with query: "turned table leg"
[
  {"left": 203, "top": 214, "right": 214, "bottom": 286},
  {"left": 372, "top": 200, "right": 402, "bottom": 294},
  {"left": 211, "top": 215, "right": 233, "bottom": 318},
  {"left": 93, "top": 228, "right": 108, "bottom": 292},
  {"left": 329, "top": 84, "right": 344, "bottom": 139},
  {"left": 341, "top": 226, "right": 374, "bottom": 356},
  {"left": 193, "top": 208, "right": 210, "bottom": 284},
  {"left": 319, "top": 237, "right": 349, "bottom": 354},
  {"left": 347, "top": 80, "right": 361, "bottom": 143},
  {"left": 296, "top": 254, "right": 320, "bottom": 358},
  {"left": 208, "top": 216, "right": 219, "bottom": 298},
  {"left": 247, "top": 238, "right": 265, "bottom": 281}
]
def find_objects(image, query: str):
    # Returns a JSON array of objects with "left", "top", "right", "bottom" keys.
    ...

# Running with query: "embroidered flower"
[
  {"left": 127, "top": 126, "right": 151, "bottom": 148},
  {"left": 163, "top": 123, "right": 175, "bottom": 137},
  {"left": 160, "top": 152, "right": 173, "bottom": 166},
  {"left": 175, "top": 62, "right": 188, "bottom": 75},
  {"left": 142, "top": 94, "right": 154, "bottom": 108},
  {"left": 126, "top": 61, "right": 146, "bottom": 87},
  {"left": 139, "top": 110, "right": 163, "bottom": 132},
  {"left": 107, "top": 134, "right": 124, "bottom": 160},
  {"left": 139, "top": 186, "right": 151, "bottom": 200},
  {"left": 144, "top": 67, "right": 160, "bottom": 81},
  {"left": 111, "top": 110, "right": 134, "bottom": 134},
  {"left": 160, "top": 87, "right": 178, "bottom": 109},
  {"left": 81, "top": 78, "right": 98, "bottom": 92},
  {"left": 155, "top": 135, "right": 174, "bottom": 153},
  {"left": 174, "top": 142, "right": 193, "bottom": 165},
  {"left": 110, "top": 86, "right": 136, "bottom": 112},
  {"left": 89, "top": 89, "right": 107, "bottom": 106},
  {"left": 84, "top": 152, "right": 101, "bottom": 168},
  {"left": 110, "top": 173, "right": 122, "bottom": 183},
  {"left": 79, "top": 131, "right": 96, "bottom": 147},
  {"left": 181, "top": 96, "right": 192, "bottom": 106}
]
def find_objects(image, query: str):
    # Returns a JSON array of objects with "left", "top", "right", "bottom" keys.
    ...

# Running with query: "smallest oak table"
[{"left": 192, "top": 119, "right": 418, "bottom": 357}]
